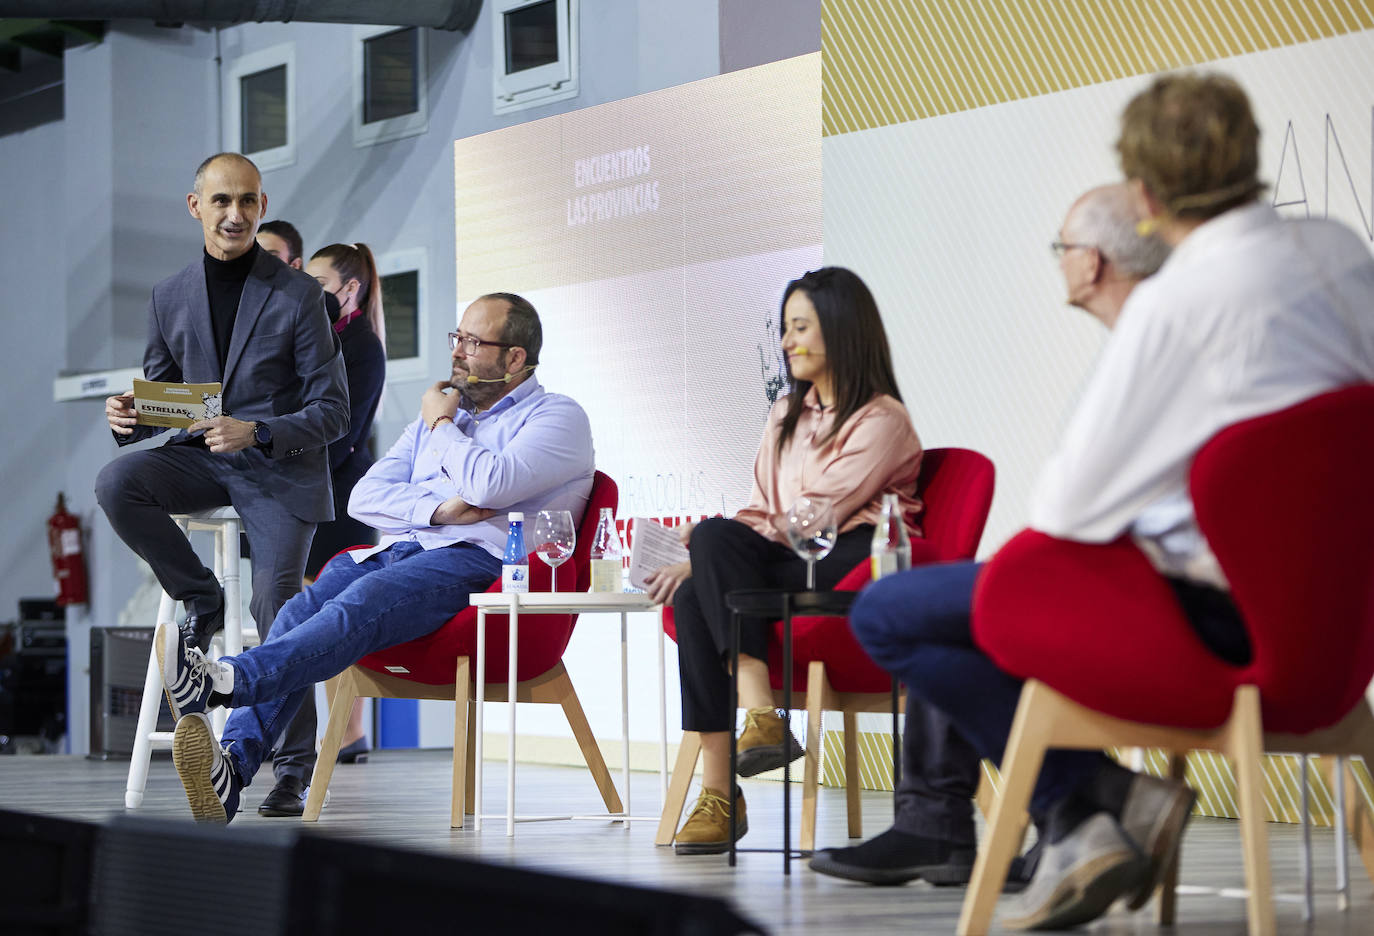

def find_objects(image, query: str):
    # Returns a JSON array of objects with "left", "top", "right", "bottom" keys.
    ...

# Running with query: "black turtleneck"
[{"left": 203, "top": 243, "right": 259, "bottom": 372}]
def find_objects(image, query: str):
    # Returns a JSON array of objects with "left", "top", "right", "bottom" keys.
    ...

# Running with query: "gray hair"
[
  {"left": 192, "top": 152, "right": 262, "bottom": 195},
  {"left": 1068, "top": 184, "right": 1170, "bottom": 278}
]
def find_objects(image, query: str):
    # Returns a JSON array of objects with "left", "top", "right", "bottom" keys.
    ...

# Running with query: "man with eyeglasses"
[
  {"left": 810, "top": 182, "right": 1167, "bottom": 890},
  {"left": 154, "top": 292, "right": 594, "bottom": 823}
]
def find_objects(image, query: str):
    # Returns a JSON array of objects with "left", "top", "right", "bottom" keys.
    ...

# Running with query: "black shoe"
[
  {"left": 810, "top": 828, "right": 975, "bottom": 886},
  {"left": 257, "top": 774, "right": 309, "bottom": 817},
  {"left": 809, "top": 827, "right": 1040, "bottom": 891},
  {"left": 337, "top": 737, "right": 370, "bottom": 764},
  {"left": 181, "top": 587, "right": 226, "bottom": 653}
]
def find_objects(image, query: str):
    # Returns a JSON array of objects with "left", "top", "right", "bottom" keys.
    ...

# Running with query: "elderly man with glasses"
[{"left": 155, "top": 291, "right": 595, "bottom": 823}]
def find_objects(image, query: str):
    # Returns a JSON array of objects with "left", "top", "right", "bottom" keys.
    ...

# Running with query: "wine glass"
[
  {"left": 783, "top": 495, "right": 837, "bottom": 590},
  {"left": 532, "top": 509, "right": 576, "bottom": 593}
]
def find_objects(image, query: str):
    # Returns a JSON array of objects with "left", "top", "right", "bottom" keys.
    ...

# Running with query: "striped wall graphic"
[
  {"left": 822, "top": 0, "right": 1374, "bottom": 136},
  {"left": 821, "top": 729, "right": 1374, "bottom": 825}
]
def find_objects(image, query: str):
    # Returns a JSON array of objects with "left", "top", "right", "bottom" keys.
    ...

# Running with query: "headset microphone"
[{"left": 466, "top": 365, "right": 537, "bottom": 385}]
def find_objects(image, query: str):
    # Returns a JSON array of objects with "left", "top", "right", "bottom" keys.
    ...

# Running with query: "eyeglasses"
[
  {"left": 448, "top": 331, "right": 514, "bottom": 354},
  {"left": 1049, "top": 240, "right": 1099, "bottom": 259}
]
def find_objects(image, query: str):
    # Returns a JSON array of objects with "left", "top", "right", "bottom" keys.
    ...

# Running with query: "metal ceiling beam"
[{"left": 0, "top": 1, "right": 483, "bottom": 31}]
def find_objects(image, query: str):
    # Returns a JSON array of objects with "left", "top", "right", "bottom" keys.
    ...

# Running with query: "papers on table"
[
  {"left": 628, "top": 519, "right": 690, "bottom": 591},
  {"left": 132, "top": 379, "right": 223, "bottom": 429}
]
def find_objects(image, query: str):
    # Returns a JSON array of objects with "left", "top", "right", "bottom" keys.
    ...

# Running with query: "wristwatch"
[{"left": 252, "top": 420, "right": 273, "bottom": 454}]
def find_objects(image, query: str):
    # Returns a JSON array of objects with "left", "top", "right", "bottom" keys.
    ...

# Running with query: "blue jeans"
[
  {"left": 220, "top": 540, "right": 502, "bottom": 784},
  {"left": 849, "top": 561, "right": 1106, "bottom": 817}
]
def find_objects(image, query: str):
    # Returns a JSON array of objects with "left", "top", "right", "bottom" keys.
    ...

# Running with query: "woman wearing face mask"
[
  {"left": 302, "top": 242, "right": 388, "bottom": 762},
  {"left": 644, "top": 266, "right": 926, "bottom": 854}
]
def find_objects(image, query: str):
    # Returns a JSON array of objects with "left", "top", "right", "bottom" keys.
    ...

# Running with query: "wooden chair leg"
[
  {"left": 305, "top": 667, "right": 358, "bottom": 821},
  {"left": 843, "top": 710, "right": 862, "bottom": 839},
  {"left": 1226, "top": 686, "right": 1276, "bottom": 936},
  {"left": 958, "top": 680, "right": 1054, "bottom": 936},
  {"left": 1154, "top": 751, "right": 1186, "bottom": 925},
  {"left": 556, "top": 669, "right": 624, "bottom": 815},
  {"left": 656, "top": 731, "right": 701, "bottom": 846},
  {"left": 973, "top": 766, "right": 995, "bottom": 822},
  {"left": 801, "top": 662, "right": 824, "bottom": 852},
  {"left": 450, "top": 656, "right": 470, "bottom": 829}
]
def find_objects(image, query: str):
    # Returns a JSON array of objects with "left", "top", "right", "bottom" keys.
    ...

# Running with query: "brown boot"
[
  {"left": 674, "top": 787, "right": 748, "bottom": 855},
  {"left": 736, "top": 706, "right": 805, "bottom": 777}
]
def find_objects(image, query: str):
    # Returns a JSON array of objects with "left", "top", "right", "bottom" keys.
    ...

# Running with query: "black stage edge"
[{"left": 0, "top": 808, "right": 766, "bottom": 936}]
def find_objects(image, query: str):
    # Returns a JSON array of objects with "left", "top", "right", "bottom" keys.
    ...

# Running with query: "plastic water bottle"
[
  {"left": 871, "top": 493, "right": 911, "bottom": 580},
  {"left": 588, "top": 507, "right": 623, "bottom": 592},
  {"left": 502, "top": 511, "right": 529, "bottom": 593}
]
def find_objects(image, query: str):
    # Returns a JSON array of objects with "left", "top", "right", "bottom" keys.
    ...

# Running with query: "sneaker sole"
[
  {"left": 172, "top": 716, "right": 227, "bottom": 824},
  {"left": 1003, "top": 851, "right": 1147, "bottom": 931},
  {"left": 674, "top": 816, "right": 749, "bottom": 855},
  {"left": 1126, "top": 786, "right": 1197, "bottom": 910},
  {"left": 154, "top": 621, "right": 183, "bottom": 721},
  {"left": 736, "top": 739, "right": 806, "bottom": 778}
]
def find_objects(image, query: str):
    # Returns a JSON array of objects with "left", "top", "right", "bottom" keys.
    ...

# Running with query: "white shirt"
[{"left": 1030, "top": 202, "right": 1374, "bottom": 587}]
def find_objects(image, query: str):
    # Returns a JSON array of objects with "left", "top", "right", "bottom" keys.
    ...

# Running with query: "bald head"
[
  {"left": 1057, "top": 183, "right": 1169, "bottom": 329},
  {"left": 1063, "top": 183, "right": 1169, "bottom": 278},
  {"left": 193, "top": 152, "right": 261, "bottom": 196}
]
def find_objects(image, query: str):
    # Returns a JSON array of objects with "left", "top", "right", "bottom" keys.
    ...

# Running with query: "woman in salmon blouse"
[{"left": 644, "top": 266, "right": 925, "bottom": 854}]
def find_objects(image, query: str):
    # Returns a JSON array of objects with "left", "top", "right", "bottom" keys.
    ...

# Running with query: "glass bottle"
[
  {"left": 588, "top": 507, "right": 624, "bottom": 592},
  {"left": 870, "top": 493, "right": 912, "bottom": 580},
  {"left": 502, "top": 511, "right": 529, "bottom": 593}
]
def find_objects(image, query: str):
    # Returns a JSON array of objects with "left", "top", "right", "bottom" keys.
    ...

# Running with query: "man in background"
[{"left": 257, "top": 219, "right": 304, "bottom": 270}]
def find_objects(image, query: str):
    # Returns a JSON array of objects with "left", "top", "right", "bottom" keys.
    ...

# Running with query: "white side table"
[{"left": 468, "top": 591, "right": 664, "bottom": 836}]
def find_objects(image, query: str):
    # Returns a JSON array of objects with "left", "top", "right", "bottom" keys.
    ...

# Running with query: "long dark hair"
[
  {"left": 775, "top": 267, "right": 903, "bottom": 456},
  {"left": 311, "top": 243, "right": 386, "bottom": 351}
]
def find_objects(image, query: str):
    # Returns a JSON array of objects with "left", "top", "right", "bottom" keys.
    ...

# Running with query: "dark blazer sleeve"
[{"left": 259, "top": 288, "right": 350, "bottom": 457}]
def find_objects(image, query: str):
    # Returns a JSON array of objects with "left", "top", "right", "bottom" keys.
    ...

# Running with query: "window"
[
  {"left": 492, "top": 0, "right": 578, "bottom": 115},
  {"left": 381, "top": 270, "right": 419, "bottom": 361},
  {"left": 375, "top": 248, "right": 427, "bottom": 379},
  {"left": 224, "top": 43, "right": 295, "bottom": 171},
  {"left": 364, "top": 28, "right": 420, "bottom": 124},
  {"left": 353, "top": 26, "right": 428, "bottom": 147},
  {"left": 504, "top": 1, "right": 558, "bottom": 73},
  {"left": 240, "top": 65, "right": 287, "bottom": 152}
]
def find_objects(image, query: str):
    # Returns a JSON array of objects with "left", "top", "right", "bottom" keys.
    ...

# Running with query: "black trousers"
[
  {"left": 673, "top": 517, "right": 873, "bottom": 733},
  {"left": 893, "top": 698, "right": 981, "bottom": 845}
]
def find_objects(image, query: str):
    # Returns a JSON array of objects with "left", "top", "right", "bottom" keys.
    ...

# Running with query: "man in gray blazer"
[{"left": 96, "top": 153, "right": 349, "bottom": 661}]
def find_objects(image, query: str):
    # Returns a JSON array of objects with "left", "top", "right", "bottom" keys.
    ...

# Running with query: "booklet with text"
[
  {"left": 132, "top": 379, "right": 224, "bottom": 429},
  {"left": 628, "top": 519, "right": 691, "bottom": 591}
]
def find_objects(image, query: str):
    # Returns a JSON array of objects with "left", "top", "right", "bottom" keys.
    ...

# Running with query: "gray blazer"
[{"left": 120, "top": 249, "right": 351, "bottom": 523}]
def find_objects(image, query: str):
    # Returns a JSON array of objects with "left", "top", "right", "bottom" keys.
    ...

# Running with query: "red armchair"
[
  {"left": 304, "top": 471, "right": 622, "bottom": 827},
  {"left": 655, "top": 447, "right": 996, "bottom": 849},
  {"left": 960, "top": 386, "right": 1374, "bottom": 935}
]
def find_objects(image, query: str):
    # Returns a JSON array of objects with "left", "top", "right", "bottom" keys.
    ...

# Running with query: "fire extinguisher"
[{"left": 48, "top": 492, "right": 89, "bottom": 606}]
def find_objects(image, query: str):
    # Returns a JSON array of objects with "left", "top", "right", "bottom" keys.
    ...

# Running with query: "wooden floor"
[{"left": 2, "top": 749, "right": 1370, "bottom": 934}]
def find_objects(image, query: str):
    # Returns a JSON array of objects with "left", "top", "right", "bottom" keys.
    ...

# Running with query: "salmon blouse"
[{"left": 734, "top": 387, "right": 924, "bottom": 545}]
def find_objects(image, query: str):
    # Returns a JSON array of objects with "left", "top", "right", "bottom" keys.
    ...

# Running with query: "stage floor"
[{"left": 1, "top": 749, "right": 1369, "bottom": 934}]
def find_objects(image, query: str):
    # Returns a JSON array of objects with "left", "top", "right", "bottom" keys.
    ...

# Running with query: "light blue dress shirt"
[{"left": 348, "top": 376, "right": 595, "bottom": 559}]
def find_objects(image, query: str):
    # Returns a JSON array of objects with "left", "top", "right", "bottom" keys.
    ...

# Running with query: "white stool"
[{"left": 124, "top": 507, "right": 258, "bottom": 809}]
